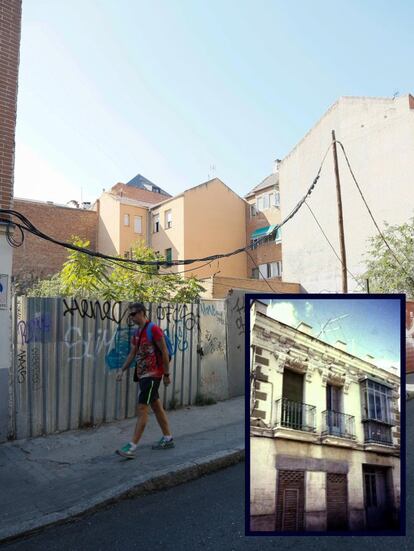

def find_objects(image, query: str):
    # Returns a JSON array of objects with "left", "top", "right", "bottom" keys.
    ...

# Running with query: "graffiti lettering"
[
  {"left": 17, "top": 313, "right": 51, "bottom": 345},
  {"left": 165, "top": 324, "right": 188, "bottom": 354},
  {"left": 200, "top": 303, "right": 225, "bottom": 325},
  {"left": 231, "top": 297, "right": 245, "bottom": 336},
  {"left": 202, "top": 329, "right": 225, "bottom": 356},
  {"left": 17, "top": 349, "right": 26, "bottom": 384},
  {"left": 63, "top": 298, "right": 130, "bottom": 325},
  {"left": 64, "top": 326, "right": 114, "bottom": 361},
  {"left": 156, "top": 304, "right": 198, "bottom": 331}
]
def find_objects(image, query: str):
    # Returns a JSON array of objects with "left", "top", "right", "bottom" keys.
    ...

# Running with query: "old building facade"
[{"left": 250, "top": 302, "right": 401, "bottom": 532}]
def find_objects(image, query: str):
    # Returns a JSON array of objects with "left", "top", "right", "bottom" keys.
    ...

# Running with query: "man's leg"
[
  {"left": 131, "top": 403, "right": 149, "bottom": 444},
  {"left": 151, "top": 398, "right": 171, "bottom": 436}
]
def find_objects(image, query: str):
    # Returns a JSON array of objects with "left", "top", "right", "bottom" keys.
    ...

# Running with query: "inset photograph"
[{"left": 247, "top": 295, "right": 405, "bottom": 535}]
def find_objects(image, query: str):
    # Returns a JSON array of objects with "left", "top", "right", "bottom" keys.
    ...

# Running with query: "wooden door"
[
  {"left": 276, "top": 470, "right": 305, "bottom": 531},
  {"left": 326, "top": 473, "right": 348, "bottom": 530}
]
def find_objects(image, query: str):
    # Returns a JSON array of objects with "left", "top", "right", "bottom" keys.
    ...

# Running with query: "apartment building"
[
  {"left": 96, "top": 182, "right": 170, "bottom": 257},
  {"left": 279, "top": 94, "right": 414, "bottom": 292},
  {"left": 250, "top": 302, "right": 401, "bottom": 532},
  {"left": 245, "top": 166, "right": 282, "bottom": 281},
  {"left": 149, "top": 178, "right": 248, "bottom": 280}
]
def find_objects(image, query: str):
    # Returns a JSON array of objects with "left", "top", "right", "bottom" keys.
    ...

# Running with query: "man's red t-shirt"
[{"left": 132, "top": 323, "right": 164, "bottom": 379}]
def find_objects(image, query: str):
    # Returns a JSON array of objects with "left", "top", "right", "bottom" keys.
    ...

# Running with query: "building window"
[
  {"left": 360, "top": 379, "right": 393, "bottom": 445},
  {"left": 255, "top": 191, "right": 280, "bottom": 211},
  {"left": 134, "top": 215, "right": 142, "bottom": 234},
  {"left": 165, "top": 248, "right": 172, "bottom": 263},
  {"left": 250, "top": 204, "right": 257, "bottom": 218},
  {"left": 269, "top": 261, "right": 282, "bottom": 277},
  {"left": 123, "top": 214, "right": 130, "bottom": 226},
  {"left": 165, "top": 209, "right": 172, "bottom": 229},
  {"left": 153, "top": 214, "right": 159, "bottom": 233},
  {"left": 274, "top": 191, "right": 280, "bottom": 207},
  {"left": 252, "top": 262, "right": 282, "bottom": 279}
]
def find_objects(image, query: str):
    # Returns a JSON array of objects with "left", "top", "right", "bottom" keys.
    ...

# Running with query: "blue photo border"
[{"left": 244, "top": 292, "right": 406, "bottom": 537}]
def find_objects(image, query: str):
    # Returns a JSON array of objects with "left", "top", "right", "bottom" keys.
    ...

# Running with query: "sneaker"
[
  {"left": 116, "top": 443, "right": 136, "bottom": 459},
  {"left": 152, "top": 437, "right": 175, "bottom": 450}
]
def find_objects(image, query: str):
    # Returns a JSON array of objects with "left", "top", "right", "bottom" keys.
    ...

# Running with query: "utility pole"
[{"left": 332, "top": 130, "right": 348, "bottom": 293}]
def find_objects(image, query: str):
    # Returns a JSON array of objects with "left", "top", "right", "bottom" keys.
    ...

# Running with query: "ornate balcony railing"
[
  {"left": 363, "top": 420, "right": 393, "bottom": 445},
  {"left": 321, "top": 410, "right": 356, "bottom": 440},
  {"left": 275, "top": 398, "right": 316, "bottom": 433}
]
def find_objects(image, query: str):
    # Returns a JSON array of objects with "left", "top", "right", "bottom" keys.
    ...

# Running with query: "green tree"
[
  {"left": 28, "top": 237, "right": 205, "bottom": 302},
  {"left": 361, "top": 217, "right": 414, "bottom": 297}
]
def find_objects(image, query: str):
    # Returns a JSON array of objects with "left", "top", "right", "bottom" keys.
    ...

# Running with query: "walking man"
[{"left": 116, "top": 302, "right": 174, "bottom": 458}]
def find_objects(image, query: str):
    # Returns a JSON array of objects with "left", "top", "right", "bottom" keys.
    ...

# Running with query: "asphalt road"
[{"left": 3, "top": 401, "right": 413, "bottom": 551}]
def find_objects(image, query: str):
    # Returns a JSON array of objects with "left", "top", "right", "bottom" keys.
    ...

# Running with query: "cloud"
[
  {"left": 267, "top": 301, "right": 299, "bottom": 328},
  {"left": 305, "top": 301, "right": 313, "bottom": 317}
]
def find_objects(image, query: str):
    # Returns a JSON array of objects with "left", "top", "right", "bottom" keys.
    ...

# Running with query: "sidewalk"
[{"left": 0, "top": 397, "right": 244, "bottom": 543}]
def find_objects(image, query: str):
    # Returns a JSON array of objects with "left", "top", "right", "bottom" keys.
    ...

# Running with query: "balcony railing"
[
  {"left": 321, "top": 410, "right": 356, "bottom": 440},
  {"left": 275, "top": 398, "right": 316, "bottom": 433},
  {"left": 363, "top": 420, "right": 393, "bottom": 445}
]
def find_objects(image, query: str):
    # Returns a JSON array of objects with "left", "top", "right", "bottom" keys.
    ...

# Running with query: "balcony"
[
  {"left": 363, "top": 420, "right": 393, "bottom": 446},
  {"left": 321, "top": 410, "right": 356, "bottom": 440},
  {"left": 275, "top": 398, "right": 316, "bottom": 433}
]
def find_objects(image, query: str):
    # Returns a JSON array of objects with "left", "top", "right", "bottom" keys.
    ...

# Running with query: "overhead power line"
[{"left": 0, "top": 148, "right": 331, "bottom": 267}]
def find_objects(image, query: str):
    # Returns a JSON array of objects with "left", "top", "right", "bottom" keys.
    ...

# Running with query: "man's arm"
[{"left": 154, "top": 336, "right": 171, "bottom": 384}]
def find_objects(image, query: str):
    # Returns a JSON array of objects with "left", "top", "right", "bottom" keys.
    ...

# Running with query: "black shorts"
[{"left": 138, "top": 377, "right": 161, "bottom": 405}]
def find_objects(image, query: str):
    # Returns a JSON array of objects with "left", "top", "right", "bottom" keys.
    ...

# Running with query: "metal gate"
[{"left": 9, "top": 297, "right": 200, "bottom": 440}]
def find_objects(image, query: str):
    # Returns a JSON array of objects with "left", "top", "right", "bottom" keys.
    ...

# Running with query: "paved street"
[{"left": 2, "top": 400, "right": 413, "bottom": 551}]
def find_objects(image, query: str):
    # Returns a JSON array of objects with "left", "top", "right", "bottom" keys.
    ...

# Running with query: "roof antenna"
[{"left": 208, "top": 164, "right": 216, "bottom": 180}]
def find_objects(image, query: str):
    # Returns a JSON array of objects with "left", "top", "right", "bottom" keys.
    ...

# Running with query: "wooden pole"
[{"left": 332, "top": 130, "right": 348, "bottom": 293}]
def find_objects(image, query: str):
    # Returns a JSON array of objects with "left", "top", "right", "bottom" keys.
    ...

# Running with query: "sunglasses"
[{"left": 129, "top": 311, "right": 139, "bottom": 316}]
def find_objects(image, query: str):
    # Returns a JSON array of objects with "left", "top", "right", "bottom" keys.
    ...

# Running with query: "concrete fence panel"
[{"left": 9, "top": 297, "right": 205, "bottom": 440}]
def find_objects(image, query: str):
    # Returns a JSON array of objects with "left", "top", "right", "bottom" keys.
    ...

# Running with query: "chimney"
[
  {"left": 335, "top": 340, "right": 347, "bottom": 351},
  {"left": 273, "top": 158, "right": 281, "bottom": 174},
  {"left": 297, "top": 322, "right": 313, "bottom": 336}
]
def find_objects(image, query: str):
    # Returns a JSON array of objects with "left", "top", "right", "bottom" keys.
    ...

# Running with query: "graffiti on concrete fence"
[
  {"left": 156, "top": 304, "right": 198, "bottom": 332},
  {"left": 231, "top": 296, "right": 245, "bottom": 336},
  {"left": 105, "top": 326, "right": 133, "bottom": 370},
  {"left": 63, "top": 298, "right": 130, "bottom": 325},
  {"left": 17, "top": 313, "right": 51, "bottom": 345},
  {"left": 17, "top": 349, "right": 27, "bottom": 384},
  {"left": 202, "top": 329, "right": 224, "bottom": 356},
  {"left": 199, "top": 302, "right": 225, "bottom": 325},
  {"left": 64, "top": 326, "right": 115, "bottom": 361}
]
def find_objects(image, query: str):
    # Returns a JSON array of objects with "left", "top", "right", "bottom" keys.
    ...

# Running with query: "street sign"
[{"left": 0, "top": 274, "right": 9, "bottom": 309}]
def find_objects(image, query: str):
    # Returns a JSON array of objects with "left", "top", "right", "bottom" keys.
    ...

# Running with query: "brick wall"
[
  {"left": 0, "top": 0, "right": 21, "bottom": 216},
  {"left": 12, "top": 199, "right": 98, "bottom": 291}
]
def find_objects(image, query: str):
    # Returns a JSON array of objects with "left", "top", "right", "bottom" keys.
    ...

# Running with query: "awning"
[{"left": 251, "top": 225, "right": 276, "bottom": 239}]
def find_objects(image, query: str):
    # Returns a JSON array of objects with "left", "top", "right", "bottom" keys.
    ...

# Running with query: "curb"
[{"left": 0, "top": 447, "right": 245, "bottom": 544}]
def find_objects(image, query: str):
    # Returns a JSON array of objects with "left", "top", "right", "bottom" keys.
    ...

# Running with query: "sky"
[
  {"left": 14, "top": 0, "right": 414, "bottom": 205},
  {"left": 265, "top": 298, "right": 402, "bottom": 373}
]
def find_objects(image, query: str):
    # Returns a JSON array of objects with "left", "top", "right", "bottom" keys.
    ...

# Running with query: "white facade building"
[
  {"left": 279, "top": 94, "right": 414, "bottom": 292},
  {"left": 250, "top": 303, "right": 401, "bottom": 532}
]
